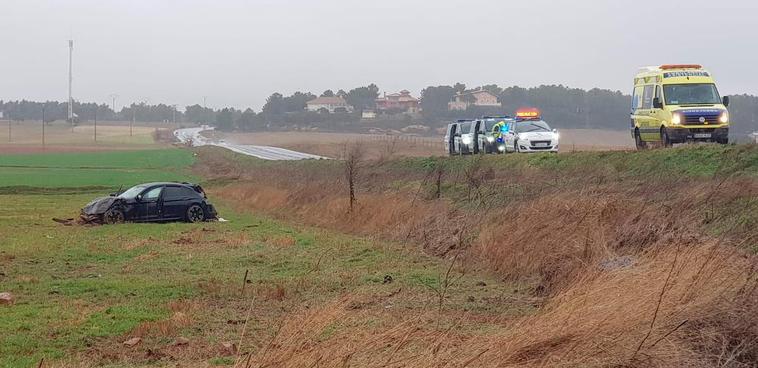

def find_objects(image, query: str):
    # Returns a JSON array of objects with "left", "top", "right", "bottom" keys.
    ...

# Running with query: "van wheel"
[
  {"left": 660, "top": 128, "right": 673, "bottom": 148},
  {"left": 634, "top": 129, "right": 647, "bottom": 150}
]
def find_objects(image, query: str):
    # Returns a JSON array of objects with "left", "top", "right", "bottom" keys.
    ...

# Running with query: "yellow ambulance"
[{"left": 630, "top": 65, "right": 729, "bottom": 149}]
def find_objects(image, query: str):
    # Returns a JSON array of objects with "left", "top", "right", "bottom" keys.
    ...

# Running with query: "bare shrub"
[{"left": 342, "top": 143, "right": 364, "bottom": 213}]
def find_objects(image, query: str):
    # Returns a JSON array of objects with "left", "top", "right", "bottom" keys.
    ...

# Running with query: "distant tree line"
[
  {"left": 0, "top": 100, "right": 186, "bottom": 124},
  {"left": 3, "top": 84, "right": 758, "bottom": 135}
]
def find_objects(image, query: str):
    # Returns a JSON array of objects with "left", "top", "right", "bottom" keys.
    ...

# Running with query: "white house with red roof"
[
  {"left": 306, "top": 96, "right": 354, "bottom": 113},
  {"left": 448, "top": 89, "right": 500, "bottom": 111},
  {"left": 375, "top": 90, "right": 420, "bottom": 113}
]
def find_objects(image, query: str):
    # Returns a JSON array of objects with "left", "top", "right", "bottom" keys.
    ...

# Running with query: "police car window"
[
  {"left": 484, "top": 120, "right": 498, "bottom": 131},
  {"left": 459, "top": 122, "right": 472, "bottom": 132},
  {"left": 143, "top": 186, "right": 163, "bottom": 201},
  {"left": 642, "top": 85, "right": 654, "bottom": 109}
]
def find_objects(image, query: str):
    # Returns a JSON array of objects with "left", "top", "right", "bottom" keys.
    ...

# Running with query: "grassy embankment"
[
  {"left": 0, "top": 148, "right": 531, "bottom": 367},
  {"left": 201, "top": 144, "right": 758, "bottom": 367}
]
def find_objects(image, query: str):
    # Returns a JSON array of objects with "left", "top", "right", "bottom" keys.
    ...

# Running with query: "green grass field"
[
  {"left": 0, "top": 149, "right": 196, "bottom": 190},
  {"left": 0, "top": 149, "right": 530, "bottom": 367}
]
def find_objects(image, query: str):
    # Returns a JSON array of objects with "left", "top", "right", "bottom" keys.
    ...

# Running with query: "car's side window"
[
  {"left": 181, "top": 187, "right": 199, "bottom": 198},
  {"left": 143, "top": 187, "right": 163, "bottom": 201},
  {"left": 163, "top": 186, "right": 184, "bottom": 201}
]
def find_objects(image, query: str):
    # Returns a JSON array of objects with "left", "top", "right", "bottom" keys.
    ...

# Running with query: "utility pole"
[
  {"left": 42, "top": 105, "right": 46, "bottom": 149},
  {"left": 94, "top": 108, "right": 97, "bottom": 142},
  {"left": 109, "top": 94, "right": 118, "bottom": 116},
  {"left": 172, "top": 104, "right": 177, "bottom": 125},
  {"left": 203, "top": 96, "right": 208, "bottom": 124},
  {"left": 68, "top": 39, "right": 74, "bottom": 125},
  {"left": 131, "top": 107, "right": 135, "bottom": 137},
  {"left": 7, "top": 112, "right": 10, "bottom": 143}
]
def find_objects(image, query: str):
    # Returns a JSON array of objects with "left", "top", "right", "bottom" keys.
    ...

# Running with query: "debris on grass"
[
  {"left": 123, "top": 337, "right": 141, "bottom": 347},
  {"left": 0, "top": 292, "right": 14, "bottom": 305},
  {"left": 220, "top": 342, "right": 237, "bottom": 355}
]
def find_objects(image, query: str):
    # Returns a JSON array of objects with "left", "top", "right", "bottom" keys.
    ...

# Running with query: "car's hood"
[
  {"left": 518, "top": 131, "right": 557, "bottom": 141},
  {"left": 82, "top": 196, "right": 119, "bottom": 215}
]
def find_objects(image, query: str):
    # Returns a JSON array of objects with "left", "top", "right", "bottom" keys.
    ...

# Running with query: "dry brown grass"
[
  {"left": 198, "top": 146, "right": 758, "bottom": 367},
  {"left": 229, "top": 243, "right": 756, "bottom": 368}
]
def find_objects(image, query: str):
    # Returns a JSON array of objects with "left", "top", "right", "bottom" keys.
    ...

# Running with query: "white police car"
[{"left": 503, "top": 108, "right": 560, "bottom": 153}]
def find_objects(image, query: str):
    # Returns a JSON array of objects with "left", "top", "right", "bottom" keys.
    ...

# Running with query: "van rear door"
[{"left": 445, "top": 123, "right": 457, "bottom": 155}]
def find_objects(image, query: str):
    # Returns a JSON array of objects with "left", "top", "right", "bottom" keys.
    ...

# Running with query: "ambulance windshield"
[{"left": 664, "top": 84, "right": 721, "bottom": 105}]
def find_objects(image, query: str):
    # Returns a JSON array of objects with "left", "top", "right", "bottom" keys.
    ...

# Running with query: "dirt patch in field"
[{"left": 169, "top": 228, "right": 250, "bottom": 249}]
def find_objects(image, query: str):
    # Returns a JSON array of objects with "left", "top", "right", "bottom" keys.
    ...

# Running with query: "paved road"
[{"left": 173, "top": 127, "right": 327, "bottom": 161}]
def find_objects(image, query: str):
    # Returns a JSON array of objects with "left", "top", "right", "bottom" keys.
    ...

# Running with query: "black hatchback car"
[{"left": 81, "top": 182, "right": 218, "bottom": 224}]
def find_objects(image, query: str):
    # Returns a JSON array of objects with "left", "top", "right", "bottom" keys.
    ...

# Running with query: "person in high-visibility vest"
[{"left": 492, "top": 120, "right": 508, "bottom": 142}]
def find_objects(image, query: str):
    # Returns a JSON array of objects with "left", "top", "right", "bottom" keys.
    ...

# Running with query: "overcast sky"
[{"left": 2, "top": 0, "right": 757, "bottom": 110}]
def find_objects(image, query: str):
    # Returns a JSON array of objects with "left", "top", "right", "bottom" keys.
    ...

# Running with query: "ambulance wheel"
[
  {"left": 660, "top": 128, "right": 673, "bottom": 148},
  {"left": 634, "top": 129, "right": 647, "bottom": 150}
]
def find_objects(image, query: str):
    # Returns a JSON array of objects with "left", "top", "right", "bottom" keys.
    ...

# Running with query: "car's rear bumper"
[{"left": 205, "top": 203, "right": 219, "bottom": 219}]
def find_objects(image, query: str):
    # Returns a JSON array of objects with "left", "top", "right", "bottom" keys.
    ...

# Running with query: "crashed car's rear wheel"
[
  {"left": 187, "top": 205, "right": 205, "bottom": 223},
  {"left": 103, "top": 209, "right": 125, "bottom": 224}
]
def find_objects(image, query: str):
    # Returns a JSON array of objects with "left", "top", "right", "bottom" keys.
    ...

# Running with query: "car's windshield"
[
  {"left": 459, "top": 122, "right": 472, "bottom": 132},
  {"left": 118, "top": 185, "right": 147, "bottom": 199},
  {"left": 515, "top": 120, "right": 551, "bottom": 133},
  {"left": 664, "top": 84, "right": 721, "bottom": 105}
]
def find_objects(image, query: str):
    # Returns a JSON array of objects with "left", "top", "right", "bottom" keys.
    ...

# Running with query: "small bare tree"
[
  {"left": 378, "top": 135, "right": 400, "bottom": 163},
  {"left": 343, "top": 143, "right": 364, "bottom": 213}
]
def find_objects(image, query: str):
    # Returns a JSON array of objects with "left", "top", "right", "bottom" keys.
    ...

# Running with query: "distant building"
[
  {"left": 361, "top": 110, "right": 377, "bottom": 120},
  {"left": 751, "top": 132, "right": 758, "bottom": 144},
  {"left": 306, "top": 96, "right": 354, "bottom": 113},
  {"left": 375, "top": 90, "right": 420, "bottom": 113},
  {"left": 448, "top": 89, "right": 500, "bottom": 111}
]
